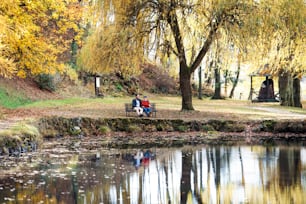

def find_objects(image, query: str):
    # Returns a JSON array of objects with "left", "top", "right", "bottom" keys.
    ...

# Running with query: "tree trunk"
[
  {"left": 279, "top": 71, "right": 293, "bottom": 106},
  {"left": 180, "top": 63, "right": 194, "bottom": 110},
  {"left": 229, "top": 61, "right": 240, "bottom": 99},
  {"left": 293, "top": 77, "right": 302, "bottom": 108},
  {"left": 198, "top": 66, "right": 202, "bottom": 99},
  {"left": 248, "top": 75, "right": 253, "bottom": 100},
  {"left": 211, "top": 65, "right": 222, "bottom": 99},
  {"left": 278, "top": 71, "right": 301, "bottom": 107}
]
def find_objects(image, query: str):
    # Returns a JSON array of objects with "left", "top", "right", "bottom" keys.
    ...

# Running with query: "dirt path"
[{"left": 250, "top": 106, "right": 306, "bottom": 119}]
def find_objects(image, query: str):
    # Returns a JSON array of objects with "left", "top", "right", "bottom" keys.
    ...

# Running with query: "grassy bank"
[
  {"left": 0, "top": 122, "right": 41, "bottom": 155},
  {"left": 0, "top": 95, "right": 305, "bottom": 154},
  {"left": 0, "top": 88, "right": 32, "bottom": 109},
  {"left": 15, "top": 95, "right": 306, "bottom": 121}
]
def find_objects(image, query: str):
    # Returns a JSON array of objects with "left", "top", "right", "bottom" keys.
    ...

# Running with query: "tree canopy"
[
  {"left": 78, "top": 0, "right": 263, "bottom": 109},
  {"left": 0, "top": 0, "right": 305, "bottom": 109},
  {"left": 0, "top": 0, "right": 87, "bottom": 78}
]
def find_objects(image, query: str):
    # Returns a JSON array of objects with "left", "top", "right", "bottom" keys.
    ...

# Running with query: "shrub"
[
  {"left": 35, "top": 74, "right": 56, "bottom": 91},
  {"left": 98, "top": 125, "right": 111, "bottom": 134},
  {"left": 202, "top": 124, "right": 215, "bottom": 132},
  {"left": 139, "top": 63, "right": 178, "bottom": 94},
  {"left": 175, "top": 125, "right": 188, "bottom": 132},
  {"left": 127, "top": 125, "right": 142, "bottom": 133}
]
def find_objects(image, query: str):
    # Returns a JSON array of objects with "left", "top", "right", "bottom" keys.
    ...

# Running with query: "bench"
[{"left": 125, "top": 103, "right": 157, "bottom": 117}]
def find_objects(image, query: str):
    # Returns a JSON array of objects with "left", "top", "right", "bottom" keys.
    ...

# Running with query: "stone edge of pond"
[
  {"left": 1, "top": 116, "right": 306, "bottom": 155},
  {"left": 37, "top": 116, "right": 306, "bottom": 148}
]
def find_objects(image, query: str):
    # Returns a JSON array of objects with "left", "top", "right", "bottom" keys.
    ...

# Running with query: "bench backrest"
[
  {"left": 151, "top": 103, "right": 156, "bottom": 111},
  {"left": 125, "top": 103, "right": 156, "bottom": 111},
  {"left": 125, "top": 103, "right": 131, "bottom": 110}
]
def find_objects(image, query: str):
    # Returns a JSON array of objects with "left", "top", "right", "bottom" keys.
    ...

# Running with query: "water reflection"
[{"left": 1, "top": 145, "right": 306, "bottom": 203}]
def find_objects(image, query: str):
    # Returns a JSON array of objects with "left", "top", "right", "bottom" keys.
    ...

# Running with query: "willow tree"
[
  {"left": 271, "top": 0, "right": 305, "bottom": 107},
  {"left": 120, "top": 0, "right": 258, "bottom": 110},
  {"left": 242, "top": 0, "right": 305, "bottom": 107},
  {"left": 77, "top": 0, "right": 144, "bottom": 78}
]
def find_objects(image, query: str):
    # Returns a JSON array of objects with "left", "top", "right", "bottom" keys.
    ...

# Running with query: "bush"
[
  {"left": 176, "top": 125, "right": 188, "bottom": 132},
  {"left": 35, "top": 74, "right": 56, "bottom": 91},
  {"left": 98, "top": 125, "right": 111, "bottom": 134},
  {"left": 139, "top": 63, "right": 179, "bottom": 94},
  {"left": 127, "top": 125, "right": 142, "bottom": 133},
  {"left": 202, "top": 124, "right": 215, "bottom": 132}
]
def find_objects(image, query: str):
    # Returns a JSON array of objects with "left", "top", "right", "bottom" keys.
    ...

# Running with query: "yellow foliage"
[
  {"left": 63, "top": 64, "right": 78, "bottom": 82},
  {"left": 0, "top": 56, "right": 16, "bottom": 78},
  {"left": 78, "top": 24, "right": 143, "bottom": 77},
  {"left": 242, "top": 0, "right": 306, "bottom": 75},
  {"left": 0, "top": 0, "right": 90, "bottom": 79}
]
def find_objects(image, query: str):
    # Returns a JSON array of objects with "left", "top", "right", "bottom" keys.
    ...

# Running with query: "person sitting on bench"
[
  {"left": 141, "top": 96, "right": 151, "bottom": 117},
  {"left": 132, "top": 94, "right": 143, "bottom": 117}
]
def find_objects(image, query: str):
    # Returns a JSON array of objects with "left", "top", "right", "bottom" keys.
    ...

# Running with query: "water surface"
[{"left": 1, "top": 145, "right": 306, "bottom": 203}]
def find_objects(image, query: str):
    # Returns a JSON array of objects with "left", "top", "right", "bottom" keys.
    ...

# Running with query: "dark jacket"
[{"left": 132, "top": 98, "right": 142, "bottom": 108}]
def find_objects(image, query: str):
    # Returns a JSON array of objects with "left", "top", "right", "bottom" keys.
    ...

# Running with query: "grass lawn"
[{"left": 8, "top": 95, "right": 304, "bottom": 122}]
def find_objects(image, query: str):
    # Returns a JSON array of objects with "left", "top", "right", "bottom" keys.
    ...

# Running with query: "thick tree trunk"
[
  {"left": 279, "top": 71, "right": 293, "bottom": 106},
  {"left": 180, "top": 63, "right": 194, "bottom": 110},
  {"left": 278, "top": 71, "right": 302, "bottom": 107},
  {"left": 293, "top": 77, "right": 302, "bottom": 108},
  {"left": 211, "top": 66, "right": 222, "bottom": 99}
]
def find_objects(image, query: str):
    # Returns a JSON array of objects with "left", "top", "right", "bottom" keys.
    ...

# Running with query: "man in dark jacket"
[{"left": 132, "top": 94, "right": 143, "bottom": 116}]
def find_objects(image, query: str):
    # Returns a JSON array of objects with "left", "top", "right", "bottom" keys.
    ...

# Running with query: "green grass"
[
  {"left": 1, "top": 93, "right": 305, "bottom": 121},
  {"left": 0, "top": 122, "right": 41, "bottom": 149},
  {"left": 22, "top": 96, "right": 130, "bottom": 108},
  {"left": 23, "top": 97, "right": 91, "bottom": 108},
  {"left": 0, "top": 88, "right": 32, "bottom": 109}
]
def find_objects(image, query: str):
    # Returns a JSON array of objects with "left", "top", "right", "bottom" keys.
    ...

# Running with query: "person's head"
[
  {"left": 143, "top": 96, "right": 148, "bottom": 100},
  {"left": 135, "top": 94, "right": 140, "bottom": 99}
]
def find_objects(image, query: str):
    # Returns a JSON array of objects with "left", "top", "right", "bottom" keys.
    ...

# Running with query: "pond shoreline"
[
  {"left": 1, "top": 116, "right": 306, "bottom": 157},
  {"left": 37, "top": 116, "right": 306, "bottom": 148}
]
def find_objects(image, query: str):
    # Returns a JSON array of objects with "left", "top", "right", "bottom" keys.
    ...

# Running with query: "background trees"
[
  {"left": 240, "top": 0, "right": 306, "bottom": 107},
  {"left": 79, "top": 0, "right": 261, "bottom": 110},
  {"left": 0, "top": 0, "right": 86, "bottom": 78},
  {"left": 0, "top": 0, "right": 305, "bottom": 109}
]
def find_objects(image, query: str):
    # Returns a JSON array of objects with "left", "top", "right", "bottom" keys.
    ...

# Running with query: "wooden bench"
[{"left": 125, "top": 103, "right": 157, "bottom": 117}]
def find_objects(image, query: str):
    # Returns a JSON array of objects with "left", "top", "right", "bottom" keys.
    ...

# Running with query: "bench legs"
[{"left": 126, "top": 111, "right": 156, "bottom": 117}]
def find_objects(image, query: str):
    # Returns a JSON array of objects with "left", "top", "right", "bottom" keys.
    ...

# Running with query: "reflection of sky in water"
[{"left": 0, "top": 145, "right": 306, "bottom": 203}]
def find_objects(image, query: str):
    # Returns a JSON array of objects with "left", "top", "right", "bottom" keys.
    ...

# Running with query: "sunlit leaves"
[
  {"left": 78, "top": 24, "right": 143, "bottom": 77},
  {"left": 0, "top": 0, "right": 89, "bottom": 78},
  {"left": 77, "top": 0, "right": 145, "bottom": 77},
  {"left": 243, "top": 0, "right": 306, "bottom": 76}
]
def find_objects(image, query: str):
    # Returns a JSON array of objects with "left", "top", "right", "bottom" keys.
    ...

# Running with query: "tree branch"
[{"left": 190, "top": 17, "right": 220, "bottom": 73}]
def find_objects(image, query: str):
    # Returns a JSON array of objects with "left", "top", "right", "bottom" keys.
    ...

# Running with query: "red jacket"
[{"left": 141, "top": 100, "right": 150, "bottom": 108}]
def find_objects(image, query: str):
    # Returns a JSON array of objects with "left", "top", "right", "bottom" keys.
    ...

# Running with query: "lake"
[{"left": 0, "top": 144, "right": 306, "bottom": 203}]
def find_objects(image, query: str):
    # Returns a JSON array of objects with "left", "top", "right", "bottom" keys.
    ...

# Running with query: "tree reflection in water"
[{"left": 1, "top": 145, "right": 306, "bottom": 203}]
